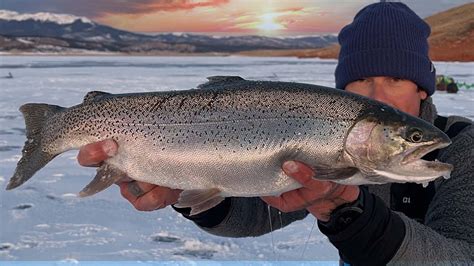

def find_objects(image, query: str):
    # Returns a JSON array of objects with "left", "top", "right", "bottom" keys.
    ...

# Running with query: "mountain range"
[{"left": 0, "top": 10, "right": 337, "bottom": 54}]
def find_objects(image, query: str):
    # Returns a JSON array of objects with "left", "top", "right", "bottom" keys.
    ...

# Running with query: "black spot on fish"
[{"left": 177, "top": 98, "right": 186, "bottom": 110}]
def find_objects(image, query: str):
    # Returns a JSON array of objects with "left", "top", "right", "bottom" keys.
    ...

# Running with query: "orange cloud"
[
  {"left": 93, "top": 1, "right": 365, "bottom": 35},
  {"left": 142, "top": 0, "right": 230, "bottom": 12},
  {"left": 226, "top": 6, "right": 308, "bottom": 33}
]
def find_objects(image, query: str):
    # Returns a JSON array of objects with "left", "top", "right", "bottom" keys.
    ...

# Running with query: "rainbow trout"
[{"left": 7, "top": 76, "right": 452, "bottom": 215}]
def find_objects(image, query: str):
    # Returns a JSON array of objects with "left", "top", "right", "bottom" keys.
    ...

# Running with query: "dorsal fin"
[
  {"left": 197, "top": 76, "right": 245, "bottom": 89},
  {"left": 83, "top": 91, "right": 111, "bottom": 103}
]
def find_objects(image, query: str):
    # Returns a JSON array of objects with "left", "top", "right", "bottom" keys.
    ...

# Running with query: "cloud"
[
  {"left": 225, "top": 6, "right": 309, "bottom": 32},
  {"left": 0, "top": 0, "right": 230, "bottom": 18},
  {"left": 147, "top": 0, "right": 229, "bottom": 11},
  {"left": 2, "top": 0, "right": 471, "bottom": 34}
]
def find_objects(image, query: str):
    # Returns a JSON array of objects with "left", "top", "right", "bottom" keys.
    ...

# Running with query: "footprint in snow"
[{"left": 12, "top": 203, "right": 34, "bottom": 210}]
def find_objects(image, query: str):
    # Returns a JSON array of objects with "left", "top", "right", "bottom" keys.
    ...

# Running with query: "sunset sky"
[{"left": 1, "top": 0, "right": 471, "bottom": 35}]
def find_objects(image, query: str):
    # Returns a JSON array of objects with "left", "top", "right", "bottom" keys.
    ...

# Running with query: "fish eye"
[{"left": 408, "top": 129, "right": 423, "bottom": 143}]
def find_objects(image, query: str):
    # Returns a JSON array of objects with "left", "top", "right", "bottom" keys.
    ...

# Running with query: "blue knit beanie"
[{"left": 335, "top": 2, "right": 436, "bottom": 96}]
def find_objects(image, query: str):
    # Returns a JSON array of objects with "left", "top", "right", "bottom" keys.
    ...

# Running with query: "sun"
[{"left": 256, "top": 13, "right": 285, "bottom": 32}]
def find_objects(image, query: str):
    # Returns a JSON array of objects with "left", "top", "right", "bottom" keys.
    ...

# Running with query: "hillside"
[
  {"left": 285, "top": 3, "right": 474, "bottom": 62},
  {"left": 0, "top": 10, "right": 337, "bottom": 54},
  {"left": 425, "top": 2, "right": 474, "bottom": 61}
]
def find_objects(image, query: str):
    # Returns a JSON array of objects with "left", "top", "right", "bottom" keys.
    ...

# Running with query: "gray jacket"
[{"left": 184, "top": 98, "right": 474, "bottom": 264}]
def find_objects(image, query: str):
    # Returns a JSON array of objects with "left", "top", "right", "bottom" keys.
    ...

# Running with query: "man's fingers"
[
  {"left": 127, "top": 182, "right": 145, "bottom": 197},
  {"left": 282, "top": 160, "right": 334, "bottom": 195},
  {"left": 261, "top": 195, "right": 282, "bottom": 207},
  {"left": 118, "top": 182, "right": 181, "bottom": 211},
  {"left": 119, "top": 181, "right": 155, "bottom": 201},
  {"left": 282, "top": 161, "right": 317, "bottom": 187},
  {"left": 261, "top": 196, "right": 287, "bottom": 212},
  {"left": 77, "top": 139, "right": 118, "bottom": 166},
  {"left": 138, "top": 187, "right": 181, "bottom": 210}
]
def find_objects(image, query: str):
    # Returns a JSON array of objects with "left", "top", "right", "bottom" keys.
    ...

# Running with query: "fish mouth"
[
  {"left": 375, "top": 139, "right": 453, "bottom": 184},
  {"left": 374, "top": 158, "right": 453, "bottom": 185},
  {"left": 401, "top": 139, "right": 451, "bottom": 165}
]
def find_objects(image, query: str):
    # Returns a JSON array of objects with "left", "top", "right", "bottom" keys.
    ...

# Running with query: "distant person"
[
  {"left": 436, "top": 75, "right": 447, "bottom": 91},
  {"left": 78, "top": 2, "right": 473, "bottom": 265},
  {"left": 437, "top": 75, "right": 459, "bottom": 93},
  {"left": 446, "top": 79, "right": 459, "bottom": 93}
]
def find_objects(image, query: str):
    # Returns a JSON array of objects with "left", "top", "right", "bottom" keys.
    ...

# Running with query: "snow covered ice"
[{"left": 0, "top": 56, "right": 472, "bottom": 262}]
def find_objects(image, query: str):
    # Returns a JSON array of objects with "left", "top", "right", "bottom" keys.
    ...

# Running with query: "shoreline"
[
  {"left": 0, "top": 50, "right": 472, "bottom": 63},
  {"left": 0, "top": 51, "right": 233, "bottom": 57},
  {"left": 0, "top": 49, "right": 324, "bottom": 58}
]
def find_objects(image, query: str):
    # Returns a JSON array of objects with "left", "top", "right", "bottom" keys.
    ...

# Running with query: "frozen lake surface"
[{"left": 0, "top": 56, "right": 472, "bottom": 262}]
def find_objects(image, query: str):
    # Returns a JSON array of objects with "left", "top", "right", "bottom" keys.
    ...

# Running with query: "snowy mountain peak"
[{"left": 0, "top": 9, "right": 94, "bottom": 25}]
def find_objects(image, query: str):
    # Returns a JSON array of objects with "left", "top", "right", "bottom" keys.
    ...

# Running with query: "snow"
[
  {"left": 0, "top": 56, "right": 472, "bottom": 263},
  {"left": 0, "top": 9, "right": 93, "bottom": 25},
  {"left": 83, "top": 36, "right": 108, "bottom": 42},
  {"left": 17, "top": 38, "right": 33, "bottom": 45},
  {"left": 169, "top": 32, "right": 191, "bottom": 37}
]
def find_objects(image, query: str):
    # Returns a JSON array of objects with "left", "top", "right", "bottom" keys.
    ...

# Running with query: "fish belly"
[{"left": 105, "top": 118, "right": 346, "bottom": 197}]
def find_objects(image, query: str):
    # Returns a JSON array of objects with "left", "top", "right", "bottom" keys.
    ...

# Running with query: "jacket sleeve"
[
  {"left": 388, "top": 124, "right": 474, "bottom": 264},
  {"left": 318, "top": 187, "right": 406, "bottom": 265},
  {"left": 174, "top": 196, "right": 308, "bottom": 238},
  {"left": 318, "top": 125, "right": 474, "bottom": 265}
]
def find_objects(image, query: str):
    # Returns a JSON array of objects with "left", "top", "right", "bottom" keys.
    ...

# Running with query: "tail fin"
[{"left": 6, "top": 103, "right": 64, "bottom": 190}]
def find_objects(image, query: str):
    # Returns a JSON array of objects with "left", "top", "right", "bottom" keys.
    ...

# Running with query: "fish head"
[{"left": 343, "top": 110, "right": 453, "bottom": 185}]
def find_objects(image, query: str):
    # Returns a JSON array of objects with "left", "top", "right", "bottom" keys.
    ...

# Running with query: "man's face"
[{"left": 345, "top": 76, "right": 428, "bottom": 117}]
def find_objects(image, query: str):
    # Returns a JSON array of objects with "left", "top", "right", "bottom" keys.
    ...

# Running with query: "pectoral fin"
[
  {"left": 312, "top": 167, "right": 359, "bottom": 181},
  {"left": 78, "top": 164, "right": 127, "bottom": 197},
  {"left": 174, "top": 188, "right": 224, "bottom": 216}
]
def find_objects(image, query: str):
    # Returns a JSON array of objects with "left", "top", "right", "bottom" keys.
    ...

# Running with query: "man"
[{"left": 78, "top": 2, "right": 473, "bottom": 265}]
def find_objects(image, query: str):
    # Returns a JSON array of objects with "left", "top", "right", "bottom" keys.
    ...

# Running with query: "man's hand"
[
  {"left": 77, "top": 139, "right": 181, "bottom": 211},
  {"left": 261, "top": 161, "right": 360, "bottom": 222}
]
